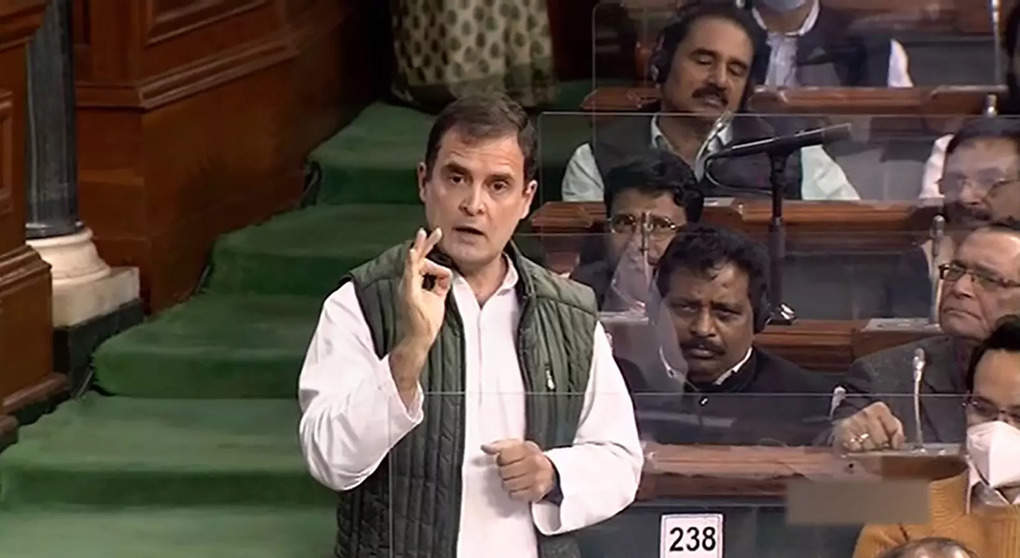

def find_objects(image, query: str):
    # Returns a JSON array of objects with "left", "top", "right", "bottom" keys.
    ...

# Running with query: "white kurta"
[{"left": 298, "top": 258, "right": 643, "bottom": 557}]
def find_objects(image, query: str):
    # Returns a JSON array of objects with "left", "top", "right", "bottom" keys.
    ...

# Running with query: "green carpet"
[
  {"left": 0, "top": 396, "right": 332, "bottom": 508},
  {"left": 309, "top": 103, "right": 434, "bottom": 205},
  {"left": 0, "top": 507, "right": 335, "bottom": 558},
  {"left": 207, "top": 204, "right": 425, "bottom": 296},
  {"left": 92, "top": 295, "right": 322, "bottom": 399}
]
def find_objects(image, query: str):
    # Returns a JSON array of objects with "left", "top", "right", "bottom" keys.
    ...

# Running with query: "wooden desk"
[
  {"left": 638, "top": 444, "right": 863, "bottom": 500},
  {"left": 580, "top": 86, "right": 1004, "bottom": 115},
  {"left": 638, "top": 443, "right": 964, "bottom": 500},
  {"left": 530, "top": 199, "right": 939, "bottom": 273},
  {"left": 532, "top": 200, "right": 939, "bottom": 235}
]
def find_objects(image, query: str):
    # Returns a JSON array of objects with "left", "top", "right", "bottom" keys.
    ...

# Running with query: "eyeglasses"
[
  {"left": 938, "top": 263, "right": 1020, "bottom": 290},
  {"left": 608, "top": 213, "right": 681, "bottom": 238},
  {"left": 937, "top": 175, "right": 1019, "bottom": 196},
  {"left": 964, "top": 396, "right": 1020, "bottom": 426}
]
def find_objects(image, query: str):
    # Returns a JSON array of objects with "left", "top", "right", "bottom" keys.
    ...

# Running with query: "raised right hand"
[
  {"left": 390, "top": 229, "right": 452, "bottom": 403},
  {"left": 398, "top": 228, "right": 452, "bottom": 348},
  {"left": 833, "top": 402, "right": 906, "bottom": 452}
]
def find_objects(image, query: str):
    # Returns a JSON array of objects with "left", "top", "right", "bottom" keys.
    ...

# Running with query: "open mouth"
[{"left": 453, "top": 226, "right": 485, "bottom": 237}]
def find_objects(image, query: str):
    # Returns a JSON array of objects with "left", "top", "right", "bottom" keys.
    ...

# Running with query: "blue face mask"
[{"left": 758, "top": 0, "right": 809, "bottom": 12}]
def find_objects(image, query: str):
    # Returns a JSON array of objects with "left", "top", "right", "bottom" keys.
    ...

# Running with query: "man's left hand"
[{"left": 481, "top": 439, "right": 556, "bottom": 503}]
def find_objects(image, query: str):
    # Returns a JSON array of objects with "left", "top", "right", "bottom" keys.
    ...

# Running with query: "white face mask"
[
  {"left": 967, "top": 420, "right": 1020, "bottom": 489},
  {"left": 758, "top": 0, "right": 809, "bottom": 12}
]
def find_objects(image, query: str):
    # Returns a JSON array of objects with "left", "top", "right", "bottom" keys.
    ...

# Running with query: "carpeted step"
[
  {"left": 91, "top": 294, "right": 321, "bottom": 398},
  {"left": 207, "top": 204, "right": 425, "bottom": 297},
  {"left": 0, "top": 506, "right": 335, "bottom": 558},
  {"left": 309, "top": 84, "right": 595, "bottom": 206},
  {"left": 0, "top": 396, "right": 334, "bottom": 508},
  {"left": 309, "top": 102, "right": 434, "bottom": 205}
]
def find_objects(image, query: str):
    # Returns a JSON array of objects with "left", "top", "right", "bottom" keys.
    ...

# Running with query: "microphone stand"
[{"left": 768, "top": 151, "right": 796, "bottom": 325}]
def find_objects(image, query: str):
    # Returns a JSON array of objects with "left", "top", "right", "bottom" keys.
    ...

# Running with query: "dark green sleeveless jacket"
[{"left": 335, "top": 241, "right": 599, "bottom": 558}]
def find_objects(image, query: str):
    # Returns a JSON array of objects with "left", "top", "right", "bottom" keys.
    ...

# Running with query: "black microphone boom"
[{"left": 706, "top": 123, "right": 852, "bottom": 160}]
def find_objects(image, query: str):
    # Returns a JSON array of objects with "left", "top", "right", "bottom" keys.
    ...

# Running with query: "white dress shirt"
[
  {"left": 920, "top": 134, "right": 954, "bottom": 199},
  {"left": 298, "top": 257, "right": 644, "bottom": 558},
  {"left": 561, "top": 117, "right": 860, "bottom": 202},
  {"left": 751, "top": 2, "right": 914, "bottom": 88}
]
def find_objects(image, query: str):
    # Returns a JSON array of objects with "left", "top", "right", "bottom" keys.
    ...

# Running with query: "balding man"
[{"left": 834, "top": 222, "right": 1020, "bottom": 451}]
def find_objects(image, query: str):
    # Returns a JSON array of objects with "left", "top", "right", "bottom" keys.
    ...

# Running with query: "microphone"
[
  {"left": 912, "top": 348, "right": 926, "bottom": 449},
  {"left": 930, "top": 215, "right": 946, "bottom": 324},
  {"left": 694, "top": 110, "right": 734, "bottom": 178},
  {"left": 706, "top": 123, "right": 852, "bottom": 160}
]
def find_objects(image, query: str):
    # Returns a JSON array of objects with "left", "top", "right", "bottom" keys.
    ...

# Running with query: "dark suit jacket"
[
  {"left": 627, "top": 348, "right": 837, "bottom": 446},
  {"left": 832, "top": 335, "right": 967, "bottom": 444}
]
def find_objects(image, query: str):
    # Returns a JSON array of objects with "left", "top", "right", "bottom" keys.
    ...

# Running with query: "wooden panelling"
[
  {"left": 144, "top": 0, "right": 268, "bottom": 45},
  {"left": 75, "top": 0, "right": 388, "bottom": 311},
  {"left": 547, "top": 0, "right": 598, "bottom": 80},
  {"left": 0, "top": 1, "right": 63, "bottom": 418},
  {"left": 0, "top": 92, "right": 12, "bottom": 222},
  {"left": 0, "top": 247, "right": 54, "bottom": 411}
]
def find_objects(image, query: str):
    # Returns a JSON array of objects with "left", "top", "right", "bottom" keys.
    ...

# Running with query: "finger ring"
[{"left": 858, "top": 432, "right": 871, "bottom": 442}]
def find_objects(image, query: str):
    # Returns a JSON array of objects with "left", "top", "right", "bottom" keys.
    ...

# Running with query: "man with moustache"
[
  {"left": 570, "top": 149, "right": 703, "bottom": 312},
  {"left": 561, "top": 2, "right": 859, "bottom": 202},
  {"left": 886, "top": 119, "right": 1020, "bottom": 318},
  {"left": 632, "top": 224, "right": 834, "bottom": 445},
  {"left": 835, "top": 222, "right": 1020, "bottom": 452}
]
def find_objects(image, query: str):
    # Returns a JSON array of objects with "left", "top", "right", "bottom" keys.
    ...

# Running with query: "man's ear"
[
  {"left": 520, "top": 179, "right": 538, "bottom": 220},
  {"left": 417, "top": 162, "right": 428, "bottom": 203}
]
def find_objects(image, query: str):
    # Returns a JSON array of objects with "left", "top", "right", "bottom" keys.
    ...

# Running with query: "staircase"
[{"left": 0, "top": 104, "right": 431, "bottom": 557}]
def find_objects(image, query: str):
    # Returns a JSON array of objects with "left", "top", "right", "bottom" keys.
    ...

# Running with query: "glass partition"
[
  {"left": 538, "top": 111, "right": 1020, "bottom": 204},
  {"left": 591, "top": 0, "right": 1005, "bottom": 91},
  {"left": 517, "top": 225, "right": 949, "bottom": 326},
  {"left": 383, "top": 392, "right": 975, "bottom": 558}
]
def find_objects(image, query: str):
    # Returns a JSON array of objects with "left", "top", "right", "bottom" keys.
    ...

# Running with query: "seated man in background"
[
  {"left": 887, "top": 119, "right": 1020, "bottom": 317},
  {"left": 561, "top": 2, "right": 859, "bottom": 202},
  {"left": 627, "top": 224, "right": 835, "bottom": 445},
  {"left": 835, "top": 222, "right": 1020, "bottom": 451},
  {"left": 853, "top": 316, "right": 1020, "bottom": 558},
  {"left": 570, "top": 149, "right": 703, "bottom": 311},
  {"left": 751, "top": 0, "right": 913, "bottom": 88}
]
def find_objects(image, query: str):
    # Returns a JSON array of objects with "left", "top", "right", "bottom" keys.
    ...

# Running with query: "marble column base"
[{"left": 27, "top": 228, "right": 140, "bottom": 327}]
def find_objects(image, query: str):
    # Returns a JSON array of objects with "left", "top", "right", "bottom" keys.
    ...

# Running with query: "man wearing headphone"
[
  {"left": 630, "top": 224, "right": 836, "bottom": 445},
  {"left": 561, "top": 2, "right": 859, "bottom": 203}
]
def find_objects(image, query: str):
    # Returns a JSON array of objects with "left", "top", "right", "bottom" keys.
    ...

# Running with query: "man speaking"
[{"left": 297, "top": 93, "right": 643, "bottom": 558}]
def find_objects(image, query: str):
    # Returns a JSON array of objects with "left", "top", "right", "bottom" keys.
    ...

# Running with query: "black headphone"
[
  {"left": 751, "top": 285, "right": 771, "bottom": 334},
  {"left": 648, "top": 20, "right": 683, "bottom": 85}
]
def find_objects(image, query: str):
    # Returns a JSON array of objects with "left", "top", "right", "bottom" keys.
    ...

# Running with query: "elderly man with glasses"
[
  {"left": 852, "top": 316, "right": 1020, "bottom": 558},
  {"left": 834, "top": 221, "right": 1020, "bottom": 451}
]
